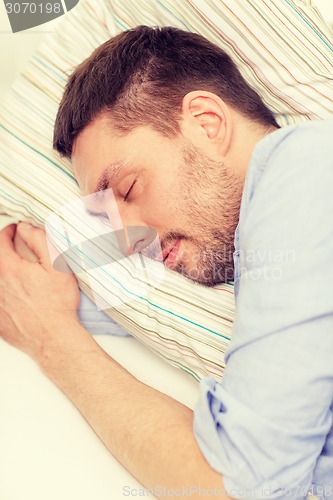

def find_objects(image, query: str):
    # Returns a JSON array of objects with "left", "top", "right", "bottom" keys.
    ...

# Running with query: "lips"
[{"left": 163, "top": 239, "right": 181, "bottom": 269}]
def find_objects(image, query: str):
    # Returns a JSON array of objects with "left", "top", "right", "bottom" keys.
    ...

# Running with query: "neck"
[{"left": 228, "top": 114, "right": 278, "bottom": 182}]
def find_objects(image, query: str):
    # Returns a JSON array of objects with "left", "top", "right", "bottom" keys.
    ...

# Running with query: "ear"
[{"left": 180, "top": 91, "right": 232, "bottom": 155}]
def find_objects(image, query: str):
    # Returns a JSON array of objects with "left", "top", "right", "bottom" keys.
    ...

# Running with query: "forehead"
[
  {"left": 71, "top": 116, "right": 125, "bottom": 195},
  {"left": 71, "top": 115, "right": 182, "bottom": 195},
  {"left": 72, "top": 117, "right": 158, "bottom": 194}
]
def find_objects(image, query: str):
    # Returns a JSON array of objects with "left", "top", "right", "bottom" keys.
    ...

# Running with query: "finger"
[
  {"left": 16, "top": 222, "right": 53, "bottom": 270},
  {"left": 0, "top": 223, "right": 16, "bottom": 248},
  {"left": 0, "top": 224, "right": 20, "bottom": 258},
  {"left": 14, "top": 230, "right": 39, "bottom": 263}
]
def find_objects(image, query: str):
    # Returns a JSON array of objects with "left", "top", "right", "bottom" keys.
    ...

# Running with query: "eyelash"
[
  {"left": 99, "top": 178, "right": 136, "bottom": 201},
  {"left": 124, "top": 180, "right": 136, "bottom": 202},
  {"left": 100, "top": 179, "right": 109, "bottom": 191}
]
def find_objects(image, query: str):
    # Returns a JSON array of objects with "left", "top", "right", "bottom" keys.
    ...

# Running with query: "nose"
[
  {"left": 116, "top": 226, "right": 157, "bottom": 257},
  {"left": 100, "top": 194, "right": 158, "bottom": 258}
]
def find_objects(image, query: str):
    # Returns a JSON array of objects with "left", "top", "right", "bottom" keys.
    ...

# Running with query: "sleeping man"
[{"left": 0, "top": 26, "right": 332, "bottom": 498}]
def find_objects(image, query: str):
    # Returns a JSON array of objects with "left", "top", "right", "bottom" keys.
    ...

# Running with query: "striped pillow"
[{"left": 0, "top": 0, "right": 332, "bottom": 381}]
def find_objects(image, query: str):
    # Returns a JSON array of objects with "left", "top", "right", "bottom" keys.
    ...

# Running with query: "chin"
[
  {"left": 172, "top": 266, "right": 216, "bottom": 287},
  {"left": 173, "top": 261, "right": 234, "bottom": 287}
]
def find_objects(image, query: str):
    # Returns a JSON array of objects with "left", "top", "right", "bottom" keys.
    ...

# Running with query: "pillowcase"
[{"left": 0, "top": 0, "right": 332, "bottom": 381}]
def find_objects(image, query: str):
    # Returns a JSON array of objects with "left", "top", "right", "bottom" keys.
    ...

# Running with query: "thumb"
[
  {"left": 14, "top": 228, "right": 39, "bottom": 262},
  {"left": 16, "top": 222, "right": 53, "bottom": 269},
  {"left": 17, "top": 222, "right": 72, "bottom": 274}
]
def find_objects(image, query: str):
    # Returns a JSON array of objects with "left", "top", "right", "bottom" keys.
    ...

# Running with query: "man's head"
[{"left": 53, "top": 26, "right": 278, "bottom": 285}]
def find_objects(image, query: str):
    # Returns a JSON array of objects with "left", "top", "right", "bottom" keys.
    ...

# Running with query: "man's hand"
[
  {"left": 0, "top": 222, "right": 80, "bottom": 363},
  {"left": 0, "top": 223, "right": 226, "bottom": 498}
]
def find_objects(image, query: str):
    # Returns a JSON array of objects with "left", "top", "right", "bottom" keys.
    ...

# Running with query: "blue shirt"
[{"left": 194, "top": 119, "right": 333, "bottom": 499}]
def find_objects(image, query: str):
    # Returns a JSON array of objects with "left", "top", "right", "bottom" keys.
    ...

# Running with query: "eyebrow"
[
  {"left": 94, "top": 160, "right": 128, "bottom": 194},
  {"left": 86, "top": 160, "right": 130, "bottom": 216}
]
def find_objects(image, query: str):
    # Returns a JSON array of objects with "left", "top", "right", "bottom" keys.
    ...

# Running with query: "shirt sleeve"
[
  {"left": 78, "top": 291, "right": 131, "bottom": 336},
  {"left": 193, "top": 121, "right": 333, "bottom": 499}
]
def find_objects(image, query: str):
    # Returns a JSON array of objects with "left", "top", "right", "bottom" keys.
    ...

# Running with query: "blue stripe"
[
  {"left": 0, "top": 122, "right": 76, "bottom": 181},
  {"left": 45, "top": 221, "right": 231, "bottom": 341},
  {"left": 156, "top": 0, "right": 191, "bottom": 31},
  {"left": 0, "top": 189, "right": 44, "bottom": 222},
  {"left": 284, "top": 0, "right": 333, "bottom": 51}
]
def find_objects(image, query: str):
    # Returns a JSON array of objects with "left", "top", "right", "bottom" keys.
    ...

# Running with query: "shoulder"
[
  {"left": 248, "top": 119, "right": 333, "bottom": 212},
  {"left": 241, "top": 119, "right": 333, "bottom": 253},
  {"left": 234, "top": 119, "right": 333, "bottom": 340},
  {"left": 239, "top": 119, "right": 333, "bottom": 232},
  {"left": 268, "top": 118, "right": 333, "bottom": 167},
  {"left": 259, "top": 118, "right": 333, "bottom": 184}
]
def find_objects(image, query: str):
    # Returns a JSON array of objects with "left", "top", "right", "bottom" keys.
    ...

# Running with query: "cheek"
[
  {"left": 142, "top": 195, "right": 170, "bottom": 227},
  {"left": 141, "top": 183, "right": 171, "bottom": 219}
]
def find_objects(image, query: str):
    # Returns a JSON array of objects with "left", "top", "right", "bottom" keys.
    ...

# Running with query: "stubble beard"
[{"left": 167, "top": 142, "right": 243, "bottom": 286}]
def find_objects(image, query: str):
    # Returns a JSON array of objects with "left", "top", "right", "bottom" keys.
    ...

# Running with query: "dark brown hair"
[{"left": 53, "top": 25, "right": 279, "bottom": 158}]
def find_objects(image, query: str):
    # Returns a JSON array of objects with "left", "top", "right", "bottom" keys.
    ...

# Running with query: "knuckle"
[
  {"left": 31, "top": 225, "right": 42, "bottom": 236},
  {"left": 30, "top": 227, "right": 47, "bottom": 247}
]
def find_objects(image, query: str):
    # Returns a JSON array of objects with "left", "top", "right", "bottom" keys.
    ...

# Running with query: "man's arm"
[
  {"left": 192, "top": 122, "right": 333, "bottom": 497},
  {"left": 0, "top": 223, "right": 227, "bottom": 498},
  {"left": 42, "top": 323, "right": 226, "bottom": 496}
]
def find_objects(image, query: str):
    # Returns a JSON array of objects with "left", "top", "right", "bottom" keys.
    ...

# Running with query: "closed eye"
[{"left": 124, "top": 180, "right": 136, "bottom": 201}]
